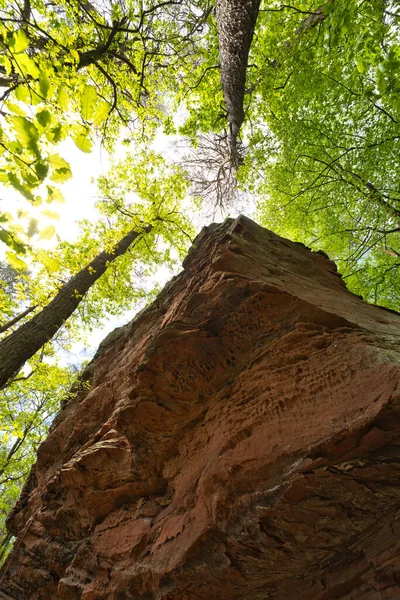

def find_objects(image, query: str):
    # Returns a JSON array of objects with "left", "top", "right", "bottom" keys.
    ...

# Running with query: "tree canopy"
[
  {"left": 247, "top": 0, "right": 400, "bottom": 308},
  {"left": 1, "top": 0, "right": 399, "bottom": 563}
]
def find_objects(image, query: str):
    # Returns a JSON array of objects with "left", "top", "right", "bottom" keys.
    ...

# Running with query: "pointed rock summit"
[{"left": 1, "top": 217, "right": 400, "bottom": 599}]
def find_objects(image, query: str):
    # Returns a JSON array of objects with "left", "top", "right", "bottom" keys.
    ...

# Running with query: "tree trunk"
[
  {"left": 0, "top": 224, "right": 151, "bottom": 389},
  {"left": 215, "top": 0, "right": 261, "bottom": 163},
  {"left": 215, "top": 0, "right": 333, "bottom": 164}
]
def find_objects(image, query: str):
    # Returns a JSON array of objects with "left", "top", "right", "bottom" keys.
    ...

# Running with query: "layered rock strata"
[{"left": 1, "top": 216, "right": 399, "bottom": 599}]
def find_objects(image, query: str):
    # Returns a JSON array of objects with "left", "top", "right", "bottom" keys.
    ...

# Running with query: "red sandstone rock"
[{"left": 1, "top": 216, "right": 400, "bottom": 599}]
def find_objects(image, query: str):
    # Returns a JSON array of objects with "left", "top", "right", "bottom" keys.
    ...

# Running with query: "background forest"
[{"left": 0, "top": 0, "right": 399, "bottom": 560}]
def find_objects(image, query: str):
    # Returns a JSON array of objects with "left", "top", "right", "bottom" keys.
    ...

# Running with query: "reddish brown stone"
[{"left": 1, "top": 216, "right": 399, "bottom": 599}]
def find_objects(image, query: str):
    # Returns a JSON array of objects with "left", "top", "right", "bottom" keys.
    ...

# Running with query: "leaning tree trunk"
[
  {"left": 0, "top": 224, "right": 151, "bottom": 389},
  {"left": 215, "top": 0, "right": 261, "bottom": 165}
]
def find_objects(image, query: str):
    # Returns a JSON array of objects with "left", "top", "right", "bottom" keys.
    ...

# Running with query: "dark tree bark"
[
  {"left": 214, "top": 0, "right": 334, "bottom": 165},
  {"left": 0, "top": 224, "right": 151, "bottom": 389},
  {"left": 215, "top": 0, "right": 261, "bottom": 165}
]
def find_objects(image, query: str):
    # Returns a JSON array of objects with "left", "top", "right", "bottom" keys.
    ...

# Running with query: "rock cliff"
[{"left": 1, "top": 216, "right": 399, "bottom": 599}]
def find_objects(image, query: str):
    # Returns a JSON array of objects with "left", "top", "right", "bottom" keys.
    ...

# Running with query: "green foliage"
[
  {"left": 244, "top": 0, "right": 400, "bottom": 310},
  {"left": 0, "top": 362, "right": 76, "bottom": 561},
  {"left": 177, "top": 14, "right": 224, "bottom": 140},
  {"left": 47, "top": 151, "right": 194, "bottom": 334},
  {"left": 0, "top": 0, "right": 212, "bottom": 266}
]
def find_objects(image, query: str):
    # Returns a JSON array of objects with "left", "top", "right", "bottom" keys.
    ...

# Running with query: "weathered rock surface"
[{"left": 1, "top": 216, "right": 400, "bottom": 599}]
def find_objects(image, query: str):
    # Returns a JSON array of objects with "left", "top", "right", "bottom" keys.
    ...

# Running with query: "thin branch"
[
  {"left": 187, "top": 65, "right": 220, "bottom": 92},
  {"left": 95, "top": 62, "right": 117, "bottom": 115},
  {"left": 0, "top": 305, "right": 37, "bottom": 334},
  {"left": 260, "top": 5, "right": 322, "bottom": 15}
]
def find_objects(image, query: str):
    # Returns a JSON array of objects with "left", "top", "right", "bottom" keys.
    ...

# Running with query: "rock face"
[{"left": 1, "top": 216, "right": 400, "bottom": 599}]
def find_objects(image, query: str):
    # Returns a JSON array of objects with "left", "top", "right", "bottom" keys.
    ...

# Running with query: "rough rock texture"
[{"left": 1, "top": 216, "right": 400, "bottom": 599}]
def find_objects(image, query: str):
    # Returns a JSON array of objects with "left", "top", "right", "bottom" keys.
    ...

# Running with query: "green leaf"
[
  {"left": 68, "top": 49, "right": 80, "bottom": 65},
  {"left": 48, "top": 154, "right": 72, "bottom": 182},
  {"left": 46, "top": 185, "right": 65, "bottom": 204},
  {"left": 10, "top": 116, "right": 39, "bottom": 143},
  {"left": 0, "top": 230, "right": 13, "bottom": 247},
  {"left": 7, "top": 173, "right": 35, "bottom": 202},
  {"left": 36, "top": 109, "right": 52, "bottom": 127},
  {"left": 48, "top": 154, "right": 70, "bottom": 170},
  {"left": 6, "top": 251, "right": 28, "bottom": 271},
  {"left": 72, "top": 126, "right": 92, "bottom": 153},
  {"left": 0, "top": 56, "right": 12, "bottom": 75},
  {"left": 41, "top": 209, "right": 60, "bottom": 220},
  {"left": 56, "top": 85, "right": 69, "bottom": 111},
  {"left": 21, "top": 170, "right": 40, "bottom": 188},
  {"left": 15, "top": 85, "right": 30, "bottom": 102},
  {"left": 9, "top": 115, "right": 40, "bottom": 157},
  {"left": 7, "top": 102, "right": 26, "bottom": 117},
  {"left": 34, "top": 160, "right": 49, "bottom": 181},
  {"left": 39, "top": 225, "right": 56, "bottom": 240},
  {"left": 80, "top": 84, "right": 98, "bottom": 120},
  {"left": 46, "top": 124, "right": 66, "bottom": 144},
  {"left": 39, "top": 251, "right": 61, "bottom": 272},
  {"left": 356, "top": 59, "right": 365, "bottom": 74},
  {"left": 50, "top": 167, "right": 72, "bottom": 183},
  {"left": 11, "top": 30, "right": 30, "bottom": 53},
  {"left": 93, "top": 100, "right": 111, "bottom": 125},
  {"left": 39, "top": 70, "right": 53, "bottom": 99},
  {"left": 14, "top": 54, "right": 39, "bottom": 79}
]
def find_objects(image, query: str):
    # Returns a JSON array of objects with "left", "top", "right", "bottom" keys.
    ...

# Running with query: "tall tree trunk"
[
  {"left": 0, "top": 224, "right": 151, "bottom": 389},
  {"left": 215, "top": 0, "right": 333, "bottom": 164},
  {"left": 215, "top": 0, "right": 261, "bottom": 164}
]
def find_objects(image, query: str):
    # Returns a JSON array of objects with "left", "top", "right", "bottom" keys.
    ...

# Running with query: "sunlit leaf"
[
  {"left": 7, "top": 173, "right": 35, "bottom": 202},
  {"left": 57, "top": 85, "right": 69, "bottom": 111},
  {"left": 39, "top": 70, "right": 53, "bottom": 99},
  {"left": 46, "top": 185, "right": 65, "bottom": 204},
  {"left": 0, "top": 56, "right": 11, "bottom": 75},
  {"left": 48, "top": 154, "right": 72, "bottom": 182},
  {"left": 93, "top": 100, "right": 111, "bottom": 125},
  {"left": 14, "top": 54, "right": 39, "bottom": 78},
  {"left": 15, "top": 85, "right": 30, "bottom": 102},
  {"left": 6, "top": 251, "right": 28, "bottom": 271},
  {"left": 38, "top": 251, "right": 61, "bottom": 272},
  {"left": 80, "top": 84, "right": 98, "bottom": 120},
  {"left": 9, "top": 116, "right": 39, "bottom": 145},
  {"left": 6, "top": 103, "right": 27, "bottom": 117},
  {"left": 41, "top": 209, "right": 60, "bottom": 220},
  {"left": 39, "top": 225, "right": 56, "bottom": 240},
  {"left": 11, "top": 30, "right": 30, "bottom": 54},
  {"left": 72, "top": 125, "right": 92, "bottom": 153}
]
